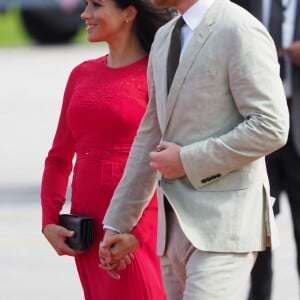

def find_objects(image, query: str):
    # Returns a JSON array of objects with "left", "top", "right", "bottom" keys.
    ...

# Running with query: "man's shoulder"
[{"left": 220, "top": 2, "right": 266, "bottom": 34}]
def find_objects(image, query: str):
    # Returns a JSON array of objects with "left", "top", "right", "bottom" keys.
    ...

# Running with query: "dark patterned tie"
[
  {"left": 269, "top": 0, "right": 285, "bottom": 79},
  {"left": 167, "top": 16, "right": 185, "bottom": 92}
]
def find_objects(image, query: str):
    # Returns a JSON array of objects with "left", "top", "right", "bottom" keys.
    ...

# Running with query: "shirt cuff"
[{"left": 103, "top": 224, "right": 120, "bottom": 233}]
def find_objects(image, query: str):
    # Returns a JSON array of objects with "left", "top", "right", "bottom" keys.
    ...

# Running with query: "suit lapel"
[{"left": 163, "top": 0, "right": 225, "bottom": 134}]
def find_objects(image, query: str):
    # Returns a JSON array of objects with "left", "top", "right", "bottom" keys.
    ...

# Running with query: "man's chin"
[{"left": 151, "top": 0, "right": 174, "bottom": 8}]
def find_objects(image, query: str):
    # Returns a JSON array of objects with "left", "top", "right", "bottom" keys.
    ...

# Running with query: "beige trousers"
[{"left": 160, "top": 210, "right": 257, "bottom": 300}]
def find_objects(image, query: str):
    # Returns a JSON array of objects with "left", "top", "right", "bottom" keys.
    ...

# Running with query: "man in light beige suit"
[{"left": 100, "top": 0, "right": 289, "bottom": 298}]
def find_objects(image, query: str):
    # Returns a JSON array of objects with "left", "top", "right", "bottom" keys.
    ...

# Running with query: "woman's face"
[{"left": 81, "top": 0, "right": 127, "bottom": 43}]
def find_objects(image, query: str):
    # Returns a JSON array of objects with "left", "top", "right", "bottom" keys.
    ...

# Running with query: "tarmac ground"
[{"left": 0, "top": 44, "right": 299, "bottom": 300}]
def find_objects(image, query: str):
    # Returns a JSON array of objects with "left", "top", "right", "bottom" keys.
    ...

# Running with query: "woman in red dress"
[{"left": 41, "top": 1, "right": 174, "bottom": 299}]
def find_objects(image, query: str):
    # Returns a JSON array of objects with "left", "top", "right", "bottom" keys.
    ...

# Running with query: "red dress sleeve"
[{"left": 41, "top": 68, "right": 78, "bottom": 230}]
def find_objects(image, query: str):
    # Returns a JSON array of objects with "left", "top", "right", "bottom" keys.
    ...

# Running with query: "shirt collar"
[{"left": 182, "top": 0, "right": 216, "bottom": 31}]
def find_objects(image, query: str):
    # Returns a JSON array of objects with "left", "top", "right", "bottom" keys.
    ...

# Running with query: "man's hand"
[
  {"left": 149, "top": 141, "right": 186, "bottom": 179},
  {"left": 43, "top": 224, "right": 84, "bottom": 256},
  {"left": 99, "top": 230, "right": 139, "bottom": 279},
  {"left": 282, "top": 40, "right": 300, "bottom": 66},
  {"left": 105, "top": 233, "right": 140, "bottom": 261}
]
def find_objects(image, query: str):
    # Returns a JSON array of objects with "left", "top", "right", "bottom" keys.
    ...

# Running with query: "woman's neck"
[{"left": 107, "top": 36, "right": 147, "bottom": 68}]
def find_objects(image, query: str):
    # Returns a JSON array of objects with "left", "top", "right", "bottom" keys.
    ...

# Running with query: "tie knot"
[{"left": 174, "top": 16, "right": 185, "bottom": 31}]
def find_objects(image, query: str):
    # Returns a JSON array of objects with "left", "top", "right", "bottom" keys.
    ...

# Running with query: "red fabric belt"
[{"left": 76, "top": 144, "right": 131, "bottom": 161}]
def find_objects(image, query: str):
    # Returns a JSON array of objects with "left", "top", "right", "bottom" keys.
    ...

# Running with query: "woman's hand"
[{"left": 43, "top": 224, "right": 85, "bottom": 256}]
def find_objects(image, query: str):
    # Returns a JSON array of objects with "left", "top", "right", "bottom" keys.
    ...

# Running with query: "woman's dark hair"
[{"left": 114, "top": 0, "right": 176, "bottom": 52}]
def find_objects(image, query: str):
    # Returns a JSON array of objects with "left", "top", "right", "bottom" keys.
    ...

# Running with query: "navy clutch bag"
[{"left": 59, "top": 214, "right": 93, "bottom": 250}]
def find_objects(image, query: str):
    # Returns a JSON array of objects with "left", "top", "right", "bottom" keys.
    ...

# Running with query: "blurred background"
[
  {"left": 0, "top": 1, "right": 108, "bottom": 299},
  {"left": 0, "top": 0, "right": 87, "bottom": 45},
  {"left": 0, "top": 1, "right": 299, "bottom": 299}
]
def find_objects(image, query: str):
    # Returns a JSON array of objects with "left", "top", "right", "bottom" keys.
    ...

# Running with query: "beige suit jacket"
[{"left": 103, "top": 0, "right": 289, "bottom": 255}]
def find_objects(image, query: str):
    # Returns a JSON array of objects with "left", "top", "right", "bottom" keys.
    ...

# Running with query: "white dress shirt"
[{"left": 180, "top": 0, "right": 215, "bottom": 58}]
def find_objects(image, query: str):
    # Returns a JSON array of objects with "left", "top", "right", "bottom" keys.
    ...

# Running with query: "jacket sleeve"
[{"left": 181, "top": 19, "right": 289, "bottom": 189}]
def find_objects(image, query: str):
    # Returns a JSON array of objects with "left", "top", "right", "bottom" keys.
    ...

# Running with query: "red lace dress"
[{"left": 41, "top": 55, "right": 165, "bottom": 300}]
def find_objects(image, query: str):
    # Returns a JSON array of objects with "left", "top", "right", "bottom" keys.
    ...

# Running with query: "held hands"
[
  {"left": 43, "top": 224, "right": 85, "bottom": 256},
  {"left": 99, "top": 229, "right": 140, "bottom": 279},
  {"left": 149, "top": 141, "right": 186, "bottom": 179}
]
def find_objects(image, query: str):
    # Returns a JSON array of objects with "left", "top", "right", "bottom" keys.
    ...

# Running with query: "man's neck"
[{"left": 176, "top": 0, "right": 199, "bottom": 14}]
